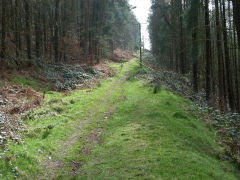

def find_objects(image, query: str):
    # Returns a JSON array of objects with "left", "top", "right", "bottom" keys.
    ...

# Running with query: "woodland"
[
  {"left": 0, "top": 0, "right": 139, "bottom": 66},
  {"left": 149, "top": 0, "right": 240, "bottom": 113},
  {"left": 0, "top": 0, "right": 240, "bottom": 179}
]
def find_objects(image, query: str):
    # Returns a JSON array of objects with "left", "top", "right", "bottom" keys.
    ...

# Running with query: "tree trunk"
[
  {"left": 221, "top": 0, "right": 235, "bottom": 111},
  {"left": 232, "top": 0, "right": 240, "bottom": 49},
  {"left": 35, "top": 1, "right": 42, "bottom": 58},
  {"left": 54, "top": 0, "right": 60, "bottom": 62},
  {"left": 24, "top": 0, "right": 32, "bottom": 62},
  {"left": 1, "top": 0, "right": 7, "bottom": 60},
  {"left": 192, "top": 27, "right": 199, "bottom": 93},
  {"left": 215, "top": 0, "right": 226, "bottom": 111},
  {"left": 179, "top": 0, "right": 185, "bottom": 74},
  {"left": 204, "top": 0, "right": 212, "bottom": 102}
]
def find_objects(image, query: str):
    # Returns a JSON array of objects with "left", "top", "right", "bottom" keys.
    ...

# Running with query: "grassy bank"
[
  {"left": 0, "top": 62, "right": 123, "bottom": 179},
  {"left": 0, "top": 59, "right": 239, "bottom": 180},
  {"left": 76, "top": 61, "right": 240, "bottom": 180}
]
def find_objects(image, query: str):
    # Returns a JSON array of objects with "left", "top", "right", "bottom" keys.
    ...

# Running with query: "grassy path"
[
  {"left": 39, "top": 59, "right": 132, "bottom": 179},
  {"left": 1, "top": 59, "right": 240, "bottom": 179}
]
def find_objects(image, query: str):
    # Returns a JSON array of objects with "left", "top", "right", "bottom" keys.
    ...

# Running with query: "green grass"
[
  {"left": 75, "top": 61, "right": 240, "bottom": 180},
  {"left": 0, "top": 62, "right": 125, "bottom": 179},
  {"left": 0, "top": 59, "right": 239, "bottom": 180},
  {"left": 10, "top": 75, "right": 52, "bottom": 91}
]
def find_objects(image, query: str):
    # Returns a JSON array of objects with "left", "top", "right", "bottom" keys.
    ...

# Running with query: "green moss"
[{"left": 10, "top": 75, "right": 52, "bottom": 91}]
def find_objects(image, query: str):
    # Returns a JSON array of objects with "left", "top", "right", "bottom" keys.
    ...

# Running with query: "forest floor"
[{"left": 0, "top": 58, "right": 240, "bottom": 179}]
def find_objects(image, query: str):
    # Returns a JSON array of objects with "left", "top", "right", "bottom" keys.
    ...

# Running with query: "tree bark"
[
  {"left": 24, "top": 0, "right": 32, "bottom": 62},
  {"left": 1, "top": 0, "right": 7, "bottom": 60},
  {"left": 215, "top": 0, "right": 226, "bottom": 111},
  {"left": 221, "top": 0, "right": 235, "bottom": 110},
  {"left": 54, "top": 0, "right": 60, "bottom": 62},
  {"left": 204, "top": 0, "right": 212, "bottom": 101},
  {"left": 232, "top": 0, "right": 240, "bottom": 49}
]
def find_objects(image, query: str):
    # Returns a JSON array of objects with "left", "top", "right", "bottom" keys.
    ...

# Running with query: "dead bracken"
[{"left": 0, "top": 82, "right": 42, "bottom": 150}]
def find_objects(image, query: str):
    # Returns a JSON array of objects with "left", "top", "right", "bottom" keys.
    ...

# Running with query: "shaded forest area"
[
  {"left": 0, "top": 0, "right": 139, "bottom": 68},
  {"left": 149, "top": 0, "right": 240, "bottom": 113}
]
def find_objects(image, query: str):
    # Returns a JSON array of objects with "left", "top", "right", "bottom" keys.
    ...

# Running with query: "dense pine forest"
[
  {"left": 149, "top": 0, "right": 240, "bottom": 113},
  {"left": 0, "top": 0, "right": 240, "bottom": 179},
  {"left": 0, "top": 0, "right": 139, "bottom": 67}
]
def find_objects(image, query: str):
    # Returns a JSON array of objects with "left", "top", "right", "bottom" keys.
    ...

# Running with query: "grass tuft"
[
  {"left": 70, "top": 99, "right": 75, "bottom": 104},
  {"left": 52, "top": 106, "right": 64, "bottom": 114},
  {"left": 173, "top": 111, "right": 188, "bottom": 119}
]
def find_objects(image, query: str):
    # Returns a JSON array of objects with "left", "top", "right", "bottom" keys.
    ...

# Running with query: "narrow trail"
[
  {"left": 40, "top": 60, "right": 133, "bottom": 179},
  {"left": 33, "top": 59, "right": 239, "bottom": 180}
]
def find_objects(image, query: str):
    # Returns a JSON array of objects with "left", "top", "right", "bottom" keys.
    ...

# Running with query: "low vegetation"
[
  {"left": 1, "top": 0, "right": 239, "bottom": 179},
  {"left": 0, "top": 59, "right": 239, "bottom": 179}
]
